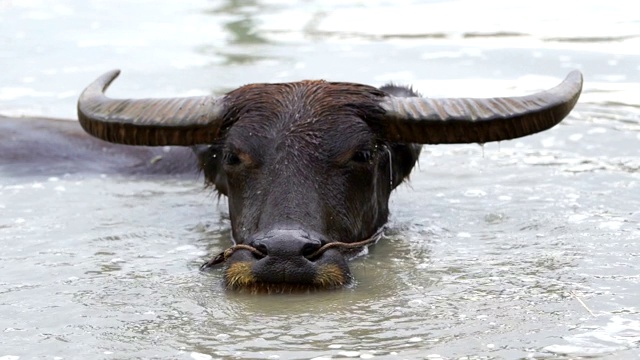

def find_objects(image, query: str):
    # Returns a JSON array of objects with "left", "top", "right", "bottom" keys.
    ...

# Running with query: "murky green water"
[{"left": 1, "top": 1, "right": 639, "bottom": 359}]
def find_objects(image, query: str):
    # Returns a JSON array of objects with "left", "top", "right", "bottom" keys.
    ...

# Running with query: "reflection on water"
[
  {"left": 205, "top": 0, "right": 269, "bottom": 45},
  {"left": 199, "top": 0, "right": 275, "bottom": 66},
  {"left": 1, "top": 0, "right": 640, "bottom": 359}
]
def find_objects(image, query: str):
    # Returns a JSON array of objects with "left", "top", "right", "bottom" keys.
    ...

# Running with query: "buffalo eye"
[
  {"left": 351, "top": 149, "right": 372, "bottom": 164},
  {"left": 223, "top": 150, "right": 241, "bottom": 166}
]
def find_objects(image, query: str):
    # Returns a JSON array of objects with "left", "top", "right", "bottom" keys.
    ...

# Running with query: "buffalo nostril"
[
  {"left": 252, "top": 242, "right": 269, "bottom": 258},
  {"left": 301, "top": 241, "right": 322, "bottom": 258},
  {"left": 249, "top": 231, "right": 324, "bottom": 259}
]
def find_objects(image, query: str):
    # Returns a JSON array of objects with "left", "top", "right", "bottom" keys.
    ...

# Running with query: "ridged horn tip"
[{"left": 78, "top": 69, "right": 120, "bottom": 104}]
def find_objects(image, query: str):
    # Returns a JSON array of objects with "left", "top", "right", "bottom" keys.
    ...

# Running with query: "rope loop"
[{"left": 200, "top": 228, "right": 385, "bottom": 270}]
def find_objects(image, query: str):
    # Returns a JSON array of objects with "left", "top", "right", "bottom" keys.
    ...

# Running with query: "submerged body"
[{"left": 0, "top": 116, "right": 198, "bottom": 177}]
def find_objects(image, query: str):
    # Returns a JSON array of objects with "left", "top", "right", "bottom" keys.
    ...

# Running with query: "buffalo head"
[{"left": 77, "top": 70, "right": 582, "bottom": 292}]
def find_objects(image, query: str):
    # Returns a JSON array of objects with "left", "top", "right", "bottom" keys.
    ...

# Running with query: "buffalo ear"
[{"left": 387, "top": 143, "right": 422, "bottom": 189}]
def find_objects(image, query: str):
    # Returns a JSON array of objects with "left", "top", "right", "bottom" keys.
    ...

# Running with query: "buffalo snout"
[
  {"left": 223, "top": 229, "right": 353, "bottom": 293},
  {"left": 251, "top": 229, "right": 322, "bottom": 259}
]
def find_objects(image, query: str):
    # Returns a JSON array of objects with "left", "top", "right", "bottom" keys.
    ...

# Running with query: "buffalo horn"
[
  {"left": 77, "top": 70, "right": 225, "bottom": 146},
  {"left": 379, "top": 71, "right": 583, "bottom": 144}
]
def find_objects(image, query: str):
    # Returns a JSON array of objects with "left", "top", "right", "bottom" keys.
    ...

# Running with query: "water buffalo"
[{"left": 73, "top": 69, "right": 582, "bottom": 292}]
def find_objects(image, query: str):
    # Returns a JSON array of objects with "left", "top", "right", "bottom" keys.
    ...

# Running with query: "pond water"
[{"left": 1, "top": 0, "right": 640, "bottom": 359}]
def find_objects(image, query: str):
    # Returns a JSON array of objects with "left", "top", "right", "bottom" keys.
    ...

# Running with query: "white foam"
[
  {"left": 587, "top": 127, "right": 608, "bottom": 135},
  {"left": 190, "top": 352, "right": 212, "bottom": 360},
  {"left": 338, "top": 351, "right": 361, "bottom": 357},
  {"left": 599, "top": 221, "right": 623, "bottom": 230},
  {"left": 569, "top": 133, "right": 584, "bottom": 142},
  {"left": 464, "top": 189, "right": 487, "bottom": 198},
  {"left": 544, "top": 316, "right": 640, "bottom": 356},
  {"left": 174, "top": 245, "right": 196, "bottom": 252},
  {"left": 568, "top": 214, "right": 589, "bottom": 223}
]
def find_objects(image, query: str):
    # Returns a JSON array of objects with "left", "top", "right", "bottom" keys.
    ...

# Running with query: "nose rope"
[
  {"left": 199, "top": 244, "right": 265, "bottom": 270},
  {"left": 199, "top": 228, "right": 384, "bottom": 270}
]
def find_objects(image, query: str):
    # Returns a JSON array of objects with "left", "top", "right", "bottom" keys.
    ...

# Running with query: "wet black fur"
[
  {"left": 194, "top": 82, "right": 422, "bottom": 245},
  {"left": 196, "top": 83, "right": 421, "bottom": 195}
]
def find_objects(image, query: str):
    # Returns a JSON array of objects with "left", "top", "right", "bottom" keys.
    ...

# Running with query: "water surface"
[{"left": 1, "top": 1, "right": 639, "bottom": 359}]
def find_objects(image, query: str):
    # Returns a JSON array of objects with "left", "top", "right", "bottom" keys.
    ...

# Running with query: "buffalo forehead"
[{"left": 223, "top": 81, "right": 383, "bottom": 160}]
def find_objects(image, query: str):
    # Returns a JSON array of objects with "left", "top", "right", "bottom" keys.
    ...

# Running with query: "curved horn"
[
  {"left": 380, "top": 71, "right": 583, "bottom": 144},
  {"left": 77, "top": 70, "right": 225, "bottom": 146}
]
